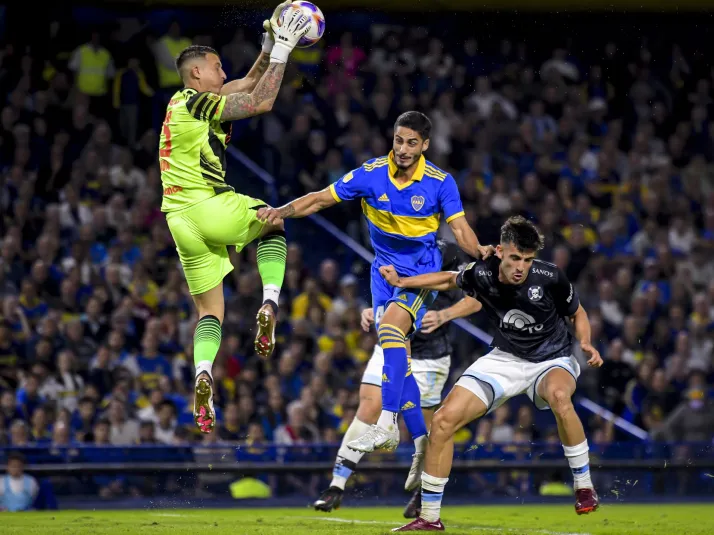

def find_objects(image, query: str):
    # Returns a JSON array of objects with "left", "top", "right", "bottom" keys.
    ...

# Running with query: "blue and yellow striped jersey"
[{"left": 329, "top": 151, "right": 465, "bottom": 276}]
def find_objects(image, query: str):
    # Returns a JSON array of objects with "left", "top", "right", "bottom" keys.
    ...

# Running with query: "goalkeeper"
[{"left": 159, "top": 3, "right": 311, "bottom": 433}]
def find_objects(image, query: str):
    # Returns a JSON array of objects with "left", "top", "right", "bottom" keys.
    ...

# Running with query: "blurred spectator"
[
  {"left": 0, "top": 453, "right": 38, "bottom": 512},
  {"left": 68, "top": 32, "right": 115, "bottom": 118},
  {"left": 107, "top": 400, "right": 139, "bottom": 445}
]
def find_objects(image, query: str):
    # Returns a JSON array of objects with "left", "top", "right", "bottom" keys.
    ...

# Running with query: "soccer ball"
[{"left": 280, "top": 1, "right": 325, "bottom": 48}]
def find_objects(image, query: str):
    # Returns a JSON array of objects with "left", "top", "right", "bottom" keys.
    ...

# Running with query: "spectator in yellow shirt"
[{"left": 291, "top": 278, "right": 332, "bottom": 320}]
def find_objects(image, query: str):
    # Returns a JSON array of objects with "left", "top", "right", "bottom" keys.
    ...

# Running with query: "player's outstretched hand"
[
  {"left": 421, "top": 310, "right": 444, "bottom": 334},
  {"left": 360, "top": 307, "right": 374, "bottom": 332},
  {"left": 581, "top": 342, "right": 603, "bottom": 368},
  {"left": 270, "top": 4, "right": 312, "bottom": 62},
  {"left": 256, "top": 207, "right": 282, "bottom": 225},
  {"left": 379, "top": 265, "right": 401, "bottom": 287},
  {"left": 263, "top": 1, "right": 292, "bottom": 36},
  {"left": 478, "top": 244, "right": 497, "bottom": 259}
]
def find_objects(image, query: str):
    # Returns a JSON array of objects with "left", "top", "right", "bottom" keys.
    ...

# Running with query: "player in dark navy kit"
[{"left": 380, "top": 216, "right": 603, "bottom": 532}]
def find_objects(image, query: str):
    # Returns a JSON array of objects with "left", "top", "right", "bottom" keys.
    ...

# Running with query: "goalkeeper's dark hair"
[
  {"left": 500, "top": 216, "right": 545, "bottom": 252},
  {"left": 394, "top": 111, "right": 432, "bottom": 141},
  {"left": 176, "top": 45, "right": 219, "bottom": 79}
]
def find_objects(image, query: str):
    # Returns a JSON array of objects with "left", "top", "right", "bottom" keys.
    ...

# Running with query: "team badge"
[
  {"left": 342, "top": 171, "right": 354, "bottom": 183},
  {"left": 411, "top": 195, "right": 425, "bottom": 211},
  {"left": 528, "top": 286, "right": 543, "bottom": 301},
  {"left": 206, "top": 93, "right": 221, "bottom": 102}
]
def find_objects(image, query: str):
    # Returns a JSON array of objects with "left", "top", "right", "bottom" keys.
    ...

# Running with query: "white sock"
[
  {"left": 414, "top": 434, "right": 427, "bottom": 454},
  {"left": 377, "top": 410, "right": 398, "bottom": 432},
  {"left": 263, "top": 284, "right": 281, "bottom": 306},
  {"left": 420, "top": 471, "right": 448, "bottom": 522},
  {"left": 563, "top": 440, "right": 593, "bottom": 490},
  {"left": 330, "top": 418, "right": 371, "bottom": 490},
  {"left": 195, "top": 361, "right": 213, "bottom": 380}
]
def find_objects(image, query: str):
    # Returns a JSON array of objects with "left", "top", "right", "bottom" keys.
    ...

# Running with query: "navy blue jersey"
[{"left": 456, "top": 257, "right": 580, "bottom": 362}]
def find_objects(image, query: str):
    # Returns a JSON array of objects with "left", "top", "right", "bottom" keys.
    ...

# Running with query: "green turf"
[{"left": 3, "top": 504, "right": 712, "bottom": 534}]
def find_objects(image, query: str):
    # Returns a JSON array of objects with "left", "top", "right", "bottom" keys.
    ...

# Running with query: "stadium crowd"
[{"left": 1, "top": 11, "right": 714, "bottom": 471}]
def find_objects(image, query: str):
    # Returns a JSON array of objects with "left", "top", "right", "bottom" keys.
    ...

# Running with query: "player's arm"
[
  {"left": 219, "top": 52, "right": 271, "bottom": 95},
  {"left": 553, "top": 268, "right": 603, "bottom": 368},
  {"left": 439, "top": 175, "right": 495, "bottom": 259},
  {"left": 257, "top": 166, "right": 367, "bottom": 224},
  {"left": 422, "top": 296, "right": 482, "bottom": 334},
  {"left": 219, "top": 1, "right": 291, "bottom": 95},
  {"left": 449, "top": 216, "right": 495, "bottom": 260},
  {"left": 257, "top": 187, "right": 338, "bottom": 225},
  {"left": 380, "top": 266, "right": 459, "bottom": 292},
  {"left": 219, "top": 5, "right": 310, "bottom": 120},
  {"left": 218, "top": 63, "right": 286, "bottom": 120}
]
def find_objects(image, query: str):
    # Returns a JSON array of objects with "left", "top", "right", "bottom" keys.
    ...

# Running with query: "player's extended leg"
[
  {"left": 395, "top": 385, "right": 488, "bottom": 531},
  {"left": 348, "top": 302, "right": 415, "bottom": 453},
  {"left": 537, "top": 368, "right": 599, "bottom": 515},
  {"left": 405, "top": 356, "right": 449, "bottom": 509},
  {"left": 403, "top": 404, "right": 438, "bottom": 519},
  {"left": 254, "top": 221, "right": 287, "bottom": 358},
  {"left": 314, "top": 382, "right": 382, "bottom": 512},
  {"left": 191, "top": 283, "right": 225, "bottom": 433}
]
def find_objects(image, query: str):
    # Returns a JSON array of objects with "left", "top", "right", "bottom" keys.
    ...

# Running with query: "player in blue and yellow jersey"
[{"left": 257, "top": 111, "right": 494, "bottom": 456}]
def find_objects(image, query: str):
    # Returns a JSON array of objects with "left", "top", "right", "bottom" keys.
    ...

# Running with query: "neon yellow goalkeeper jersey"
[{"left": 159, "top": 88, "right": 235, "bottom": 212}]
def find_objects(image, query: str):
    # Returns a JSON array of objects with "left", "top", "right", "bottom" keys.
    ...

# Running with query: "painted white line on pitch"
[
  {"left": 150, "top": 513, "right": 188, "bottom": 518},
  {"left": 303, "top": 516, "right": 402, "bottom": 525},
  {"left": 303, "top": 516, "right": 589, "bottom": 535}
]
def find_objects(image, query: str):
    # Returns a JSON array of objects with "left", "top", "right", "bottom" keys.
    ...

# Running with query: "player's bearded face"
[
  {"left": 393, "top": 127, "right": 429, "bottom": 170},
  {"left": 496, "top": 243, "right": 535, "bottom": 284}
]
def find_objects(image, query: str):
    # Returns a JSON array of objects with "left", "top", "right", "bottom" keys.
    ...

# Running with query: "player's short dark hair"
[
  {"left": 500, "top": 216, "right": 545, "bottom": 252},
  {"left": 176, "top": 45, "right": 219, "bottom": 79},
  {"left": 394, "top": 111, "right": 432, "bottom": 141}
]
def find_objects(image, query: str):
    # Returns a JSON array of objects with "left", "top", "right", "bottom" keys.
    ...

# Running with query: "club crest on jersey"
[
  {"left": 528, "top": 286, "right": 543, "bottom": 301},
  {"left": 411, "top": 195, "right": 425, "bottom": 212},
  {"left": 206, "top": 93, "right": 221, "bottom": 102}
]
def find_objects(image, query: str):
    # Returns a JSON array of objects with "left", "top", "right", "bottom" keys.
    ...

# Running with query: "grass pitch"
[{"left": 3, "top": 504, "right": 712, "bottom": 535}]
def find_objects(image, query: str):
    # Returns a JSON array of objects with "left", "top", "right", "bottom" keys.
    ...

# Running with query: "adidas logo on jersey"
[
  {"left": 398, "top": 294, "right": 408, "bottom": 302},
  {"left": 401, "top": 401, "right": 416, "bottom": 411},
  {"left": 378, "top": 193, "right": 389, "bottom": 201},
  {"left": 382, "top": 373, "right": 389, "bottom": 383}
]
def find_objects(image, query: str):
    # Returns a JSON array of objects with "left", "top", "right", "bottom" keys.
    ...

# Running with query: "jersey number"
[{"left": 159, "top": 110, "right": 173, "bottom": 171}]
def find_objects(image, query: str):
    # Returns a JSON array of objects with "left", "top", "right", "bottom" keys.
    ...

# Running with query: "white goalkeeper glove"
[
  {"left": 261, "top": 1, "right": 292, "bottom": 54},
  {"left": 269, "top": 6, "right": 312, "bottom": 64}
]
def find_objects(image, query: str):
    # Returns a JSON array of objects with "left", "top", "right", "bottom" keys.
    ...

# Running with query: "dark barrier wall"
[{"left": 60, "top": 0, "right": 714, "bottom": 10}]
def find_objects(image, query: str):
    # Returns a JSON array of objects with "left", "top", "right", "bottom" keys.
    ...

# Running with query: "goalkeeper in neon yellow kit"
[{"left": 159, "top": 3, "right": 311, "bottom": 433}]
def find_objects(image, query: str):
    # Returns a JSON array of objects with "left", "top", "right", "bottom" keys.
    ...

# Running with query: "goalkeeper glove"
[
  {"left": 269, "top": 6, "right": 312, "bottom": 64},
  {"left": 261, "top": 1, "right": 292, "bottom": 54}
]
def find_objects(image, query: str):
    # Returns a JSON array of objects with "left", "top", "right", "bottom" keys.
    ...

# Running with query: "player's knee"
[
  {"left": 547, "top": 389, "right": 574, "bottom": 418},
  {"left": 356, "top": 394, "right": 381, "bottom": 423},
  {"left": 377, "top": 322, "right": 406, "bottom": 345},
  {"left": 430, "top": 406, "right": 460, "bottom": 442}
]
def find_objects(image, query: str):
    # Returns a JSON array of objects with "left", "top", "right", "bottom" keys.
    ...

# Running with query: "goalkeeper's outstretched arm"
[
  {"left": 219, "top": 52, "right": 271, "bottom": 96},
  {"left": 219, "top": 62, "right": 286, "bottom": 121},
  {"left": 219, "top": 3, "right": 310, "bottom": 121}
]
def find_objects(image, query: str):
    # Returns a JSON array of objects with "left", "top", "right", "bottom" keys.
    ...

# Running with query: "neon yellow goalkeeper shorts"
[{"left": 165, "top": 192, "right": 267, "bottom": 295}]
